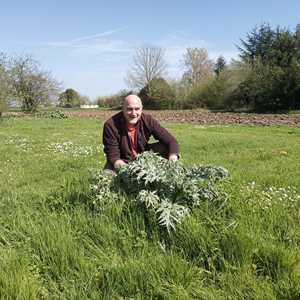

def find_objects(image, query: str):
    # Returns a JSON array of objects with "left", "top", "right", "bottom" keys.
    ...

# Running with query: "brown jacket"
[{"left": 103, "top": 112, "right": 179, "bottom": 165}]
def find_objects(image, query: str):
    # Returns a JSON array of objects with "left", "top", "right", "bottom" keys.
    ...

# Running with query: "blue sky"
[{"left": 1, "top": 0, "right": 300, "bottom": 100}]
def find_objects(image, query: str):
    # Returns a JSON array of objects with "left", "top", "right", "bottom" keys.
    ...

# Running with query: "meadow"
[{"left": 0, "top": 115, "right": 300, "bottom": 299}]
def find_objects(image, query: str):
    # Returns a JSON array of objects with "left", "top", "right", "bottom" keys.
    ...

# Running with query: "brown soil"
[
  {"left": 5, "top": 110, "right": 300, "bottom": 126},
  {"left": 64, "top": 110, "right": 300, "bottom": 127}
]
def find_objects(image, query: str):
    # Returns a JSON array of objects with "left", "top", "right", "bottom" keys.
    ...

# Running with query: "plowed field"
[{"left": 65, "top": 110, "right": 300, "bottom": 127}]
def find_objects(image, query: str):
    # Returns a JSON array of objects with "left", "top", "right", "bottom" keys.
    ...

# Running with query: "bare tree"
[
  {"left": 9, "top": 55, "right": 61, "bottom": 112},
  {"left": 181, "top": 47, "right": 214, "bottom": 88},
  {"left": 126, "top": 47, "right": 167, "bottom": 90}
]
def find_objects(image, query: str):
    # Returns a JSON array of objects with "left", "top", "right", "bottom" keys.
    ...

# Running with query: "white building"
[{"left": 80, "top": 104, "right": 99, "bottom": 109}]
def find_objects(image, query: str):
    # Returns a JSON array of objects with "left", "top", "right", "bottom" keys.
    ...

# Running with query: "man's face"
[{"left": 123, "top": 95, "right": 143, "bottom": 125}]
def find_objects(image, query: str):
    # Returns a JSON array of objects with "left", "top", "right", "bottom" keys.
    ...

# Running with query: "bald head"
[
  {"left": 124, "top": 94, "right": 143, "bottom": 108},
  {"left": 122, "top": 94, "right": 143, "bottom": 125}
]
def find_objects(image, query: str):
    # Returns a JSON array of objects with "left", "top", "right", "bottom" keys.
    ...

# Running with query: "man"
[{"left": 103, "top": 94, "right": 179, "bottom": 171}]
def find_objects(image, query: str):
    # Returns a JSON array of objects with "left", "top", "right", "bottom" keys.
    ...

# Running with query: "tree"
[
  {"left": 238, "top": 23, "right": 275, "bottom": 65},
  {"left": 0, "top": 53, "right": 11, "bottom": 117},
  {"left": 214, "top": 55, "right": 226, "bottom": 76},
  {"left": 138, "top": 78, "right": 175, "bottom": 109},
  {"left": 237, "top": 24, "right": 300, "bottom": 111},
  {"left": 9, "top": 55, "right": 60, "bottom": 112},
  {"left": 126, "top": 47, "right": 167, "bottom": 90},
  {"left": 181, "top": 48, "right": 214, "bottom": 88},
  {"left": 58, "top": 88, "right": 81, "bottom": 108},
  {"left": 97, "top": 89, "right": 132, "bottom": 108}
]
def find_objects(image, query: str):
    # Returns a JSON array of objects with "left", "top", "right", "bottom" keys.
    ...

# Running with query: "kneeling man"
[{"left": 103, "top": 94, "right": 179, "bottom": 171}]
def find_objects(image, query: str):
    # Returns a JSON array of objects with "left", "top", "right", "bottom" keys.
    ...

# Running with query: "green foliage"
[
  {"left": 35, "top": 110, "right": 68, "bottom": 119},
  {"left": 0, "top": 54, "right": 11, "bottom": 117},
  {"left": 214, "top": 55, "right": 227, "bottom": 76},
  {"left": 58, "top": 88, "right": 81, "bottom": 108},
  {"left": 187, "top": 72, "right": 232, "bottom": 109},
  {"left": 0, "top": 97, "right": 8, "bottom": 118},
  {"left": 96, "top": 89, "right": 132, "bottom": 108},
  {"left": 238, "top": 23, "right": 275, "bottom": 64},
  {"left": 237, "top": 24, "right": 300, "bottom": 112},
  {"left": 91, "top": 151, "right": 229, "bottom": 232},
  {"left": 139, "top": 77, "right": 176, "bottom": 109}
]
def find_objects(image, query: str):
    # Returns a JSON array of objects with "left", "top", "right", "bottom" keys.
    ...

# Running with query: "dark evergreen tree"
[
  {"left": 237, "top": 24, "right": 300, "bottom": 111},
  {"left": 238, "top": 23, "right": 275, "bottom": 65},
  {"left": 214, "top": 56, "right": 226, "bottom": 76}
]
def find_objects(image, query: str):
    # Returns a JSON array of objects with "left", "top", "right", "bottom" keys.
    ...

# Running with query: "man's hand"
[
  {"left": 113, "top": 159, "right": 127, "bottom": 169},
  {"left": 168, "top": 154, "right": 178, "bottom": 162}
]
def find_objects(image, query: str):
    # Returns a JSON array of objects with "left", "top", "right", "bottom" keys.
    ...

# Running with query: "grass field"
[{"left": 0, "top": 116, "right": 300, "bottom": 299}]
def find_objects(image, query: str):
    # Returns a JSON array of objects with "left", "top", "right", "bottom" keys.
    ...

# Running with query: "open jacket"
[{"left": 103, "top": 112, "right": 179, "bottom": 165}]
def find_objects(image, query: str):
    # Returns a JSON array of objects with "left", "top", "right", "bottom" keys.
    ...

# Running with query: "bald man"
[{"left": 103, "top": 94, "right": 179, "bottom": 171}]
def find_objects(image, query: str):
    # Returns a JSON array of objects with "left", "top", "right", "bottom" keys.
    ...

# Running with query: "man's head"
[{"left": 123, "top": 94, "right": 143, "bottom": 125}]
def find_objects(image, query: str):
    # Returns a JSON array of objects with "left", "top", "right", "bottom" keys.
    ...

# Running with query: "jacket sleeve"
[
  {"left": 149, "top": 116, "right": 179, "bottom": 155},
  {"left": 102, "top": 121, "right": 121, "bottom": 165}
]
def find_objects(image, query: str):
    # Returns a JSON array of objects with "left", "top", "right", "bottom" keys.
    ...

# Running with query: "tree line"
[
  {"left": 2, "top": 23, "right": 300, "bottom": 115},
  {"left": 99, "top": 23, "right": 300, "bottom": 112}
]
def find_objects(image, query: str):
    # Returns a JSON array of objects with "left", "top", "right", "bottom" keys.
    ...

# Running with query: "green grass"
[{"left": 0, "top": 116, "right": 300, "bottom": 299}]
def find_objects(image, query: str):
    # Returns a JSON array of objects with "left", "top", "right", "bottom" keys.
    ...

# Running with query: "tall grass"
[{"left": 0, "top": 116, "right": 299, "bottom": 298}]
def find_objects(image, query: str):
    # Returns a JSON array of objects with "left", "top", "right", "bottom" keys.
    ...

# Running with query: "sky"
[{"left": 1, "top": 0, "right": 300, "bottom": 101}]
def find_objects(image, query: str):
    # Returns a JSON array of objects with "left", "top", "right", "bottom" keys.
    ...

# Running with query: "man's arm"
[
  {"left": 103, "top": 121, "right": 125, "bottom": 167},
  {"left": 148, "top": 116, "right": 180, "bottom": 159}
]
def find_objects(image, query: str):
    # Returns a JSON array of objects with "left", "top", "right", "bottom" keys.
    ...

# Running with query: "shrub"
[
  {"left": 35, "top": 110, "right": 68, "bottom": 119},
  {"left": 58, "top": 88, "right": 81, "bottom": 108},
  {"left": 90, "top": 152, "right": 229, "bottom": 232},
  {"left": 96, "top": 90, "right": 132, "bottom": 109},
  {"left": 139, "top": 78, "right": 176, "bottom": 109}
]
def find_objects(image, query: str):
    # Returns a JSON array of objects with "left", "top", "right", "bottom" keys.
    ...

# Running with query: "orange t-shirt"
[{"left": 127, "top": 124, "right": 138, "bottom": 158}]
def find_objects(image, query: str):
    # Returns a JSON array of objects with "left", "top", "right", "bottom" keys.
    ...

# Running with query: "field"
[{"left": 1, "top": 113, "right": 300, "bottom": 299}]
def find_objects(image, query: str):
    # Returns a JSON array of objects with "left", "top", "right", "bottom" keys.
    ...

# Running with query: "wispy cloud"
[
  {"left": 37, "top": 29, "right": 239, "bottom": 97},
  {"left": 44, "top": 27, "right": 129, "bottom": 51},
  {"left": 69, "top": 27, "right": 127, "bottom": 43}
]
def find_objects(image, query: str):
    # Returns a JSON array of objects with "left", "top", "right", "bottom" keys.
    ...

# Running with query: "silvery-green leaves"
[
  {"left": 90, "top": 170, "right": 118, "bottom": 208},
  {"left": 91, "top": 151, "right": 229, "bottom": 232},
  {"left": 157, "top": 201, "right": 189, "bottom": 233}
]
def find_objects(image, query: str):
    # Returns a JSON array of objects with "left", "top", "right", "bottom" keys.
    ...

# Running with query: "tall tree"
[
  {"left": 238, "top": 23, "right": 275, "bottom": 64},
  {"left": 125, "top": 47, "right": 167, "bottom": 90},
  {"left": 237, "top": 24, "right": 300, "bottom": 111},
  {"left": 181, "top": 47, "right": 214, "bottom": 88},
  {"left": 214, "top": 55, "right": 226, "bottom": 76}
]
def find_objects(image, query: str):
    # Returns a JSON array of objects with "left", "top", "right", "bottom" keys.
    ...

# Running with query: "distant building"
[{"left": 80, "top": 104, "right": 99, "bottom": 109}]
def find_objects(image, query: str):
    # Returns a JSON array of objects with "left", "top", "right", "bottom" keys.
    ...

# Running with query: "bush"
[
  {"left": 58, "top": 88, "right": 81, "bottom": 108},
  {"left": 96, "top": 90, "right": 132, "bottom": 109},
  {"left": 236, "top": 61, "right": 300, "bottom": 112},
  {"left": 35, "top": 110, "right": 68, "bottom": 119},
  {"left": 185, "top": 66, "right": 251, "bottom": 111},
  {"left": 139, "top": 78, "right": 176, "bottom": 109},
  {"left": 236, "top": 24, "right": 300, "bottom": 112}
]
